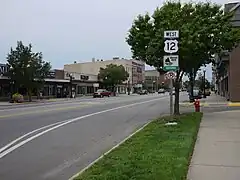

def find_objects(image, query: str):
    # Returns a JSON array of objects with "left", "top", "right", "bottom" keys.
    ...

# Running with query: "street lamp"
[
  {"left": 203, "top": 68, "right": 206, "bottom": 98},
  {"left": 68, "top": 73, "right": 75, "bottom": 98},
  {"left": 152, "top": 81, "right": 156, "bottom": 93},
  {"left": 127, "top": 80, "right": 130, "bottom": 95}
]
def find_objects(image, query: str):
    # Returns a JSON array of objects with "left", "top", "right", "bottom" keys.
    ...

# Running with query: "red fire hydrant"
[{"left": 194, "top": 99, "right": 200, "bottom": 112}]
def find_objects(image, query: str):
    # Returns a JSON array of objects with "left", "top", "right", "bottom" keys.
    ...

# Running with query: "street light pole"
[
  {"left": 203, "top": 70, "right": 206, "bottom": 98},
  {"left": 152, "top": 81, "right": 156, "bottom": 93},
  {"left": 70, "top": 75, "right": 73, "bottom": 98},
  {"left": 127, "top": 80, "right": 130, "bottom": 95}
]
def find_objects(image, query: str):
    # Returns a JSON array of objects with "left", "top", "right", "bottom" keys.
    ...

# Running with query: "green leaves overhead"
[{"left": 126, "top": 1, "right": 240, "bottom": 74}]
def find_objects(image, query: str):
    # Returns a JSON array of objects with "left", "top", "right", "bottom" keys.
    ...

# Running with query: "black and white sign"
[
  {"left": 164, "top": 39, "right": 178, "bottom": 54},
  {"left": 164, "top": 71, "right": 177, "bottom": 80},
  {"left": 164, "top": 30, "right": 179, "bottom": 39}
]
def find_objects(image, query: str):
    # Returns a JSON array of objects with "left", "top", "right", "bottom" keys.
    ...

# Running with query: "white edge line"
[
  {"left": 0, "top": 97, "right": 166, "bottom": 159},
  {"left": 0, "top": 121, "right": 64, "bottom": 153},
  {"left": 68, "top": 121, "right": 152, "bottom": 180}
]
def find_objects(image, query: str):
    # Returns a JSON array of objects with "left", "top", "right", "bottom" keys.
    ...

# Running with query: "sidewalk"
[{"left": 187, "top": 110, "right": 240, "bottom": 180}]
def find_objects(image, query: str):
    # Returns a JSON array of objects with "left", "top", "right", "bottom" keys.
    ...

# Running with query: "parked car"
[
  {"left": 138, "top": 89, "right": 148, "bottom": 95},
  {"left": 93, "top": 89, "right": 111, "bottom": 98},
  {"left": 158, "top": 88, "right": 165, "bottom": 94}
]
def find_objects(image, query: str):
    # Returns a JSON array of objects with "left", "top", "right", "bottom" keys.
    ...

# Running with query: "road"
[{"left": 0, "top": 93, "right": 190, "bottom": 180}]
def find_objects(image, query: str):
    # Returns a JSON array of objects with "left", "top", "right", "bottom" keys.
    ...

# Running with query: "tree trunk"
[
  {"left": 174, "top": 79, "right": 180, "bottom": 115},
  {"left": 174, "top": 71, "right": 184, "bottom": 115}
]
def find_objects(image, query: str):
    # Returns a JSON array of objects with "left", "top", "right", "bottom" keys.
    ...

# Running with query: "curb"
[{"left": 180, "top": 102, "right": 240, "bottom": 107}]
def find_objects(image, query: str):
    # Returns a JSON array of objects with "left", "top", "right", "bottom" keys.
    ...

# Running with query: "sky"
[{"left": 0, "top": 0, "right": 234, "bottom": 81}]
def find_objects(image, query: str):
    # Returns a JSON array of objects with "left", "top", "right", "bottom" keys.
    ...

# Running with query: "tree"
[
  {"left": 98, "top": 64, "right": 129, "bottom": 93},
  {"left": 6, "top": 41, "right": 51, "bottom": 101},
  {"left": 126, "top": 1, "right": 240, "bottom": 114}
]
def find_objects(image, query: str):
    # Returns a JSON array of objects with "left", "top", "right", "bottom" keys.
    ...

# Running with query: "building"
[
  {"left": 0, "top": 64, "right": 71, "bottom": 99},
  {"left": 64, "top": 71, "right": 99, "bottom": 96},
  {"left": 144, "top": 70, "right": 167, "bottom": 92},
  {"left": 64, "top": 57, "right": 145, "bottom": 93},
  {"left": 214, "top": 2, "right": 240, "bottom": 102}
]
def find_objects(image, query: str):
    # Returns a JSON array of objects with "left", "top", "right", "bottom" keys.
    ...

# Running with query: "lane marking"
[
  {"left": 0, "top": 96, "right": 167, "bottom": 159},
  {"left": 0, "top": 121, "right": 64, "bottom": 153},
  {"left": 0, "top": 104, "right": 90, "bottom": 119}
]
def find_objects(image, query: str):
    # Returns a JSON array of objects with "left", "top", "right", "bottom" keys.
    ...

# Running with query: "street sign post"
[{"left": 163, "top": 30, "right": 179, "bottom": 116}]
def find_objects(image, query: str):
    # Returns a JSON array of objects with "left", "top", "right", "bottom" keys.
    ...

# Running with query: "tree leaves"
[
  {"left": 98, "top": 64, "right": 129, "bottom": 88},
  {"left": 6, "top": 41, "right": 51, "bottom": 90},
  {"left": 126, "top": 1, "right": 240, "bottom": 74}
]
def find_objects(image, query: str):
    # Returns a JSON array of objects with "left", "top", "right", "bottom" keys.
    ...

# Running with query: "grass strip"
[{"left": 74, "top": 112, "right": 202, "bottom": 180}]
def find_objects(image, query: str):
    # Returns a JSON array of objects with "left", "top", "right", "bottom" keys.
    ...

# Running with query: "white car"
[
  {"left": 158, "top": 89, "right": 165, "bottom": 94},
  {"left": 169, "top": 90, "right": 175, "bottom": 95}
]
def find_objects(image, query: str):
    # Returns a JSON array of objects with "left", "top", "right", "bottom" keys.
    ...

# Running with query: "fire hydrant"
[{"left": 194, "top": 99, "right": 200, "bottom": 112}]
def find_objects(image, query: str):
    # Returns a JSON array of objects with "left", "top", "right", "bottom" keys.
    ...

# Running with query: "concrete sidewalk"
[{"left": 188, "top": 110, "right": 240, "bottom": 180}]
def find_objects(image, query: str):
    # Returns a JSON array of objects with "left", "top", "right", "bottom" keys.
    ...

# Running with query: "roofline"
[{"left": 229, "top": 2, "right": 240, "bottom": 12}]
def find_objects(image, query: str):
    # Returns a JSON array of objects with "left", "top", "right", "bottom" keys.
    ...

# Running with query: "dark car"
[
  {"left": 93, "top": 89, "right": 111, "bottom": 98},
  {"left": 138, "top": 89, "right": 148, "bottom": 95}
]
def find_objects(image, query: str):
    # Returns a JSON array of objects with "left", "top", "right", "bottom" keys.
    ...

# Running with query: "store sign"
[{"left": 81, "top": 75, "right": 89, "bottom": 80}]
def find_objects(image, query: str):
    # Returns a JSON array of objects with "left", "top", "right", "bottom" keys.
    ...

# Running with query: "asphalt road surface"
[{"left": 0, "top": 93, "right": 191, "bottom": 180}]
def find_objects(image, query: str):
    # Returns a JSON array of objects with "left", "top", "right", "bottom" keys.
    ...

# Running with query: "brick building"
[{"left": 214, "top": 2, "right": 240, "bottom": 102}]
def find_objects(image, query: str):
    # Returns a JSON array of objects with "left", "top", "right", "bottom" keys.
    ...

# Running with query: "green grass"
[{"left": 74, "top": 112, "right": 202, "bottom": 180}]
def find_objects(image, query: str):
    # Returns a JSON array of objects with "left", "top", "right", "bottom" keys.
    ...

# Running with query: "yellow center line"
[{"left": 0, "top": 104, "right": 90, "bottom": 119}]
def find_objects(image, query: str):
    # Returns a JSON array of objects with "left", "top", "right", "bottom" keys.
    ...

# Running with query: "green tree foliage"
[
  {"left": 126, "top": 1, "right": 240, "bottom": 114},
  {"left": 6, "top": 41, "right": 51, "bottom": 101},
  {"left": 98, "top": 64, "right": 129, "bottom": 91}
]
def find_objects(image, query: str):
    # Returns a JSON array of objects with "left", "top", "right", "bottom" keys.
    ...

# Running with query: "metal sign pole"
[
  {"left": 169, "top": 78, "right": 173, "bottom": 116},
  {"left": 163, "top": 30, "right": 179, "bottom": 116}
]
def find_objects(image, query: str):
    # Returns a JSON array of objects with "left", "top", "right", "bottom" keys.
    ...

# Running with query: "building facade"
[
  {"left": 64, "top": 57, "right": 145, "bottom": 93},
  {"left": 144, "top": 70, "right": 168, "bottom": 92},
  {"left": 0, "top": 65, "right": 72, "bottom": 99},
  {"left": 64, "top": 71, "right": 99, "bottom": 96},
  {"left": 214, "top": 2, "right": 240, "bottom": 102}
]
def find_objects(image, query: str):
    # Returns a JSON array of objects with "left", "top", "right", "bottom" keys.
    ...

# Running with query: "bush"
[{"left": 12, "top": 93, "right": 24, "bottom": 103}]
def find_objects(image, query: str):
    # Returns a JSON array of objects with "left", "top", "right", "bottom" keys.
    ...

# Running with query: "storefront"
[{"left": 42, "top": 79, "right": 70, "bottom": 98}]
